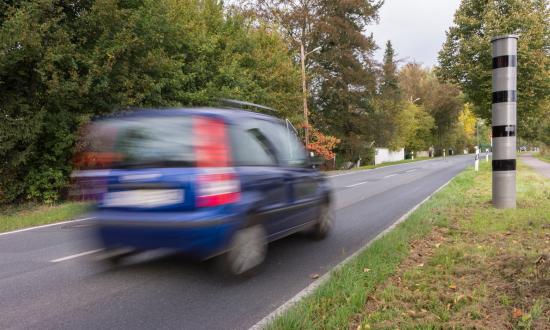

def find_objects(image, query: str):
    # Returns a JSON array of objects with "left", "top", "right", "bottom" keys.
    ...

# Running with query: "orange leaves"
[
  {"left": 512, "top": 308, "right": 522, "bottom": 318},
  {"left": 296, "top": 122, "right": 340, "bottom": 160}
]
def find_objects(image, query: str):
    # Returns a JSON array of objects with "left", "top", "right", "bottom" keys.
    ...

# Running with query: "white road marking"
[
  {"left": 383, "top": 174, "right": 397, "bottom": 178},
  {"left": 422, "top": 166, "right": 428, "bottom": 168},
  {"left": 51, "top": 248, "right": 105, "bottom": 263},
  {"left": 406, "top": 169, "right": 416, "bottom": 172},
  {"left": 0, "top": 218, "right": 93, "bottom": 237},
  {"left": 327, "top": 169, "right": 371, "bottom": 178},
  {"left": 346, "top": 181, "right": 369, "bottom": 187}
]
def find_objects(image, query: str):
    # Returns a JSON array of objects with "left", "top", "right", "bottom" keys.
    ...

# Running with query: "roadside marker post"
[
  {"left": 491, "top": 34, "right": 518, "bottom": 208},
  {"left": 475, "top": 152, "right": 479, "bottom": 172}
]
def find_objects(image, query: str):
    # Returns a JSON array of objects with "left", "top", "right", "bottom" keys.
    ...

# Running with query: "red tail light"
[
  {"left": 195, "top": 170, "right": 241, "bottom": 207},
  {"left": 193, "top": 116, "right": 239, "bottom": 207},
  {"left": 193, "top": 115, "right": 231, "bottom": 167}
]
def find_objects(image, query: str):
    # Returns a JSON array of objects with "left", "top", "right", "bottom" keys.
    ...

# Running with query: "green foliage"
[
  {"left": 380, "top": 40, "right": 401, "bottom": 96},
  {"left": 399, "top": 62, "right": 463, "bottom": 152},
  {"left": 248, "top": 0, "right": 384, "bottom": 163},
  {"left": 437, "top": 0, "right": 550, "bottom": 140},
  {"left": 0, "top": 0, "right": 302, "bottom": 204}
]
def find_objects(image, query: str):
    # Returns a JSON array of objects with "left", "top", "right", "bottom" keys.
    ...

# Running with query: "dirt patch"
[{"left": 349, "top": 227, "right": 550, "bottom": 329}]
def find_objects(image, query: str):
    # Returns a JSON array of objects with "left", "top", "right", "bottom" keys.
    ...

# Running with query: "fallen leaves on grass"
[{"left": 512, "top": 308, "right": 522, "bottom": 318}]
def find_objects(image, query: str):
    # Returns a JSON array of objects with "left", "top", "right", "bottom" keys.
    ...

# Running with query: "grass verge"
[
  {"left": 267, "top": 158, "right": 550, "bottom": 329},
  {"left": 533, "top": 152, "right": 550, "bottom": 164},
  {"left": 0, "top": 202, "right": 93, "bottom": 233}
]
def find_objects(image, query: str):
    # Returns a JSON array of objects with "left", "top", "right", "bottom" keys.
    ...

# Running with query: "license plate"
[{"left": 103, "top": 190, "right": 184, "bottom": 208}]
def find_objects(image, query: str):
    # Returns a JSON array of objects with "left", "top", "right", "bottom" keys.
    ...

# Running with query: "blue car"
[{"left": 80, "top": 103, "right": 333, "bottom": 278}]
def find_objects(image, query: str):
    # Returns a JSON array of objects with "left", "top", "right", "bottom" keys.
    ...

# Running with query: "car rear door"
[
  {"left": 255, "top": 120, "right": 321, "bottom": 228},
  {"left": 228, "top": 121, "right": 289, "bottom": 238}
]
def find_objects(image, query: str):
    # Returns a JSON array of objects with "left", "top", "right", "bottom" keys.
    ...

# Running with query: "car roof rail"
[{"left": 218, "top": 99, "right": 278, "bottom": 112}]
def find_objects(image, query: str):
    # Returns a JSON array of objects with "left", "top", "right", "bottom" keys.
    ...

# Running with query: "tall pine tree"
[{"left": 380, "top": 40, "right": 400, "bottom": 96}]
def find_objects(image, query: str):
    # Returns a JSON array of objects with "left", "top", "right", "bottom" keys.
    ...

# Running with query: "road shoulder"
[{"left": 520, "top": 152, "right": 550, "bottom": 179}]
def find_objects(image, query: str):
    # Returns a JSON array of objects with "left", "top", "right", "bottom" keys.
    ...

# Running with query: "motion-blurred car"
[
  {"left": 74, "top": 102, "right": 333, "bottom": 278},
  {"left": 520, "top": 147, "right": 527, "bottom": 151}
]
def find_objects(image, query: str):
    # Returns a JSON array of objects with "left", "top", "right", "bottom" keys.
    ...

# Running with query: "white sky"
[{"left": 367, "top": 0, "right": 463, "bottom": 68}]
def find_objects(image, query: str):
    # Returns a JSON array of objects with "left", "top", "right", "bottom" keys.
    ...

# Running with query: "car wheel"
[
  {"left": 314, "top": 202, "right": 334, "bottom": 239},
  {"left": 221, "top": 223, "right": 268, "bottom": 280}
]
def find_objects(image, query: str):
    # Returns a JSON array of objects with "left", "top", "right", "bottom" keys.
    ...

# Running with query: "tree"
[
  {"left": 399, "top": 62, "right": 463, "bottom": 151},
  {"left": 0, "top": 0, "right": 303, "bottom": 203},
  {"left": 241, "top": 0, "right": 383, "bottom": 163},
  {"left": 437, "top": 0, "right": 550, "bottom": 139},
  {"left": 380, "top": 40, "right": 400, "bottom": 96}
]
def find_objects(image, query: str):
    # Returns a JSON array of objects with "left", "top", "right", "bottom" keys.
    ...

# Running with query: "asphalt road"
[{"left": 0, "top": 155, "right": 477, "bottom": 330}]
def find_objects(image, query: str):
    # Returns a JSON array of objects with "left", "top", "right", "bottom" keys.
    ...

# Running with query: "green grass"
[
  {"left": 266, "top": 156, "right": 550, "bottom": 329},
  {"left": 0, "top": 202, "right": 92, "bottom": 233},
  {"left": 533, "top": 151, "right": 550, "bottom": 164}
]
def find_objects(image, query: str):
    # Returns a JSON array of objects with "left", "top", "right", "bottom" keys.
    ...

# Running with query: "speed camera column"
[{"left": 491, "top": 34, "right": 518, "bottom": 209}]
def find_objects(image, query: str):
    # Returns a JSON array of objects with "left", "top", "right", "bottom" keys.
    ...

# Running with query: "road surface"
[{"left": 0, "top": 155, "right": 476, "bottom": 330}]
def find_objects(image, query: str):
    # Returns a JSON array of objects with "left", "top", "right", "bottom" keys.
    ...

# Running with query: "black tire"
[
  {"left": 219, "top": 222, "right": 268, "bottom": 281},
  {"left": 314, "top": 202, "right": 334, "bottom": 239}
]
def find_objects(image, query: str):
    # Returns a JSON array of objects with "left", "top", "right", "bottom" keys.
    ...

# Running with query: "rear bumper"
[{"left": 93, "top": 210, "right": 240, "bottom": 259}]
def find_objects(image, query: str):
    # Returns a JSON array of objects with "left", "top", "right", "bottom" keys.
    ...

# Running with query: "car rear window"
[{"left": 111, "top": 116, "right": 194, "bottom": 168}]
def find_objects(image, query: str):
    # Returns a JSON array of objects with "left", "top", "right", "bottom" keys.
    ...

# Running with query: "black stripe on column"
[
  {"left": 492, "top": 90, "right": 516, "bottom": 104},
  {"left": 492, "top": 125, "right": 516, "bottom": 137},
  {"left": 492, "top": 159, "right": 516, "bottom": 171},
  {"left": 492, "top": 55, "right": 517, "bottom": 69}
]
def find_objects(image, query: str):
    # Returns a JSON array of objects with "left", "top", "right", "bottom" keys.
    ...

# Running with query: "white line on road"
[
  {"left": 327, "top": 169, "right": 371, "bottom": 178},
  {"left": 0, "top": 218, "right": 93, "bottom": 237},
  {"left": 383, "top": 174, "right": 397, "bottom": 178},
  {"left": 346, "top": 181, "right": 369, "bottom": 187},
  {"left": 406, "top": 169, "right": 416, "bottom": 172},
  {"left": 422, "top": 166, "right": 428, "bottom": 168},
  {"left": 51, "top": 248, "right": 105, "bottom": 263}
]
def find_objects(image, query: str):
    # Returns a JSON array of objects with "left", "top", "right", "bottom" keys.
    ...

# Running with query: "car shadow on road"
[{"left": 89, "top": 228, "right": 327, "bottom": 287}]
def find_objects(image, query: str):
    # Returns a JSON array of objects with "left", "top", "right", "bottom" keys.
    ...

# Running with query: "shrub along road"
[
  {"left": 266, "top": 154, "right": 550, "bottom": 329},
  {"left": 0, "top": 156, "right": 474, "bottom": 330}
]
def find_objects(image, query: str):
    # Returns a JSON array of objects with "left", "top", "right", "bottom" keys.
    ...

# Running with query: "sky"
[{"left": 367, "top": 0, "right": 463, "bottom": 68}]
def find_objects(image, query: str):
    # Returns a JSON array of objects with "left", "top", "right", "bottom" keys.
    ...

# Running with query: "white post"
[
  {"left": 475, "top": 148, "right": 479, "bottom": 171},
  {"left": 443, "top": 149, "right": 445, "bottom": 157}
]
